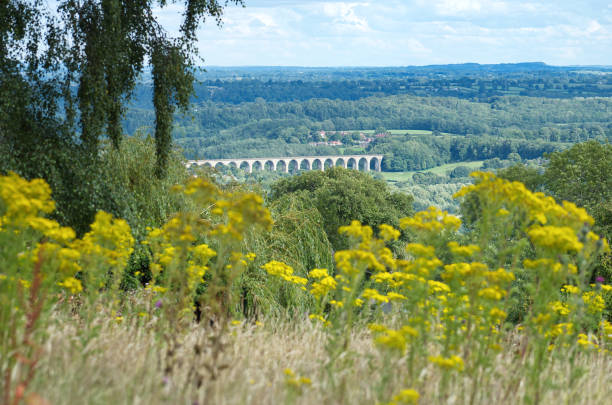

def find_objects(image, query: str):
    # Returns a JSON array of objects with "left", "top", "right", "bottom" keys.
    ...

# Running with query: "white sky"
[{"left": 155, "top": 0, "right": 612, "bottom": 66}]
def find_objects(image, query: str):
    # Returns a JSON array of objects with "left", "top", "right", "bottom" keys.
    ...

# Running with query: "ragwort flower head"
[
  {"left": 262, "top": 261, "right": 307, "bottom": 285},
  {"left": 400, "top": 206, "right": 461, "bottom": 233},
  {"left": 527, "top": 226, "right": 583, "bottom": 253},
  {"left": 0, "top": 172, "right": 55, "bottom": 230},
  {"left": 390, "top": 389, "right": 419, "bottom": 405},
  {"left": 379, "top": 223, "right": 400, "bottom": 242},
  {"left": 339, "top": 220, "right": 373, "bottom": 243},
  {"left": 428, "top": 354, "right": 465, "bottom": 372}
]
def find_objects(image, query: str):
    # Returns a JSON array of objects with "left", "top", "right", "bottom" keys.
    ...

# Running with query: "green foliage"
[
  {"left": 449, "top": 165, "right": 471, "bottom": 178},
  {"left": 400, "top": 183, "right": 468, "bottom": 213},
  {"left": 101, "top": 133, "right": 192, "bottom": 240},
  {"left": 1, "top": 137, "right": 110, "bottom": 236},
  {"left": 497, "top": 163, "right": 544, "bottom": 192},
  {"left": 412, "top": 172, "right": 448, "bottom": 185},
  {"left": 543, "top": 142, "right": 612, "bottom": 283},
  {"left": 543, "top": 141, "right": 612, "bottom": 210},
  {"left": 151, "top": 41, "right": 193, "bottom": 178},
  {"left": 265, "top": 193, "right": 334, "bottom": 274},
  {"left": 269, "top": 168, "right": 413, "bottom": 250},
  {"left": 57, "top": 0, "right": 244, "bottom": 172},
  {"left": 130, "top": 64, "right": 612, "bottom": 107},
  {"left": 241, "top": 193, "right": 334, "bottom": 314}
]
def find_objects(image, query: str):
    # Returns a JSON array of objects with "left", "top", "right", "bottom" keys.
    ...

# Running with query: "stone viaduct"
[{"left": 187, "top": 154, "right": 384, "bottom": 173}]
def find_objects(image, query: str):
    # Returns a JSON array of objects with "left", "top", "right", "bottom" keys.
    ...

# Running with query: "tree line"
[{"left": 128, "top": 66, "right": 612, "bottom": 107}]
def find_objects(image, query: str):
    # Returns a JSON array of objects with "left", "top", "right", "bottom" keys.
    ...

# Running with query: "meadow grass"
[{"left": 24, "top": 313, "right": 612, "bottom": 405}]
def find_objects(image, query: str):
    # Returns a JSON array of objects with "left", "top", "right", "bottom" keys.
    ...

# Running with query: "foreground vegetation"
[
  {"left": 19, "top": 315, "right": 612, "bottom": 405},
  {"left": 3, "top": 4, "right": 612, "bottom": 403},
  {"left": 2, "top": 139, "right": 611, "bottom": 404}
]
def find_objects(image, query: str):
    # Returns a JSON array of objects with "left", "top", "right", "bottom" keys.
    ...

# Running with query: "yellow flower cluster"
[
  {"left": 400, "top": 206, "right": 461, "bottom": 233},
  {"left": 405, "top": 243, "right": 436, "bottom": 258},
  {"left": 77, "top": 211, "right": 134, "bottom": 269},
  {"left": 527, "top": 226, "right": 583, "bottom": 253},
  {"left": 268, "top": 171, "right": 612, "bottom": 392},
  {"left": 0, "top": 173, "right": 134, "bottom": 297},
  {"left": 0, "top": 171, "right": 55, "bottom": 231},
  {"left": 283, "top": 368, "right": 312, "bottom": 391},
  {"left": 57, "top": 276, "right": 83, "bottom": 294},
  {"left": 386, "top": 389, "right": 419, "bottom": 405},
  {"left": 549, "top": 301, "right": 571, "bottom": 316},
  {"left": 209, "top": 193, "right": 273, "bottom": 240},
  {"left": 335, "top": 249, "right": 386, "bottom": 275},
  {"left": 454, "top": 172, "right": 609, "bottom": 260},
  {"left": 562, "top": 284, "right": 580, "bottom": 294},
  {"left": 308, "top": 268, "right": 336, "bottom": 298},
  {"left": 379, "top": 223, "right": 401, "bottom": 241},
  {"left": 447, "top": 241, "right": 480, "bottom": 257},
  {"left": 582, "top": 291, "right": 606, "bottom": 314},
  {"left": 362, "top": 288, "right": 390, "bottom": 303},
  {"left": 262, "top": 261, "right": 307, "bottom": 285},
  {"left": 370, "top": 324, "right": 418, "bottom": 352},
  {"left": 178, "top": 177, "right": 273, "bottom": 241},
  {"left": 146, "top": 177, "right": 273, "bottom": 312},
  {"left": 454, "top": 172, "right": 593, "bottom": 227},
  {"left": 428, "top": 354, "right": 465, "bottom": 372}
]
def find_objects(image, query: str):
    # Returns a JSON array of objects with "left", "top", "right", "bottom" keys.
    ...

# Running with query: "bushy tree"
[
  {"left": 497, "top": 163, "right": 544, "bottom": 192},
  {"left": 269, "top": 167, "right": 413, "bottom": 250},
  {"left": 449, "top": 165, "right": 471, "bottom": 178},
  {"left": 543, "top": 141, "right": 612, "bottom": 210}
]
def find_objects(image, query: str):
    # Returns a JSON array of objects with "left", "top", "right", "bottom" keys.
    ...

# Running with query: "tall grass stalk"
[{"left": 20, "top": 313, "right": 612, "bottom": 405}]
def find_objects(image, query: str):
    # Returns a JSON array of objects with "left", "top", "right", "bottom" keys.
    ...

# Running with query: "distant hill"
[{"left": 128, "top": 63, "right": 612, "bottom": 110}]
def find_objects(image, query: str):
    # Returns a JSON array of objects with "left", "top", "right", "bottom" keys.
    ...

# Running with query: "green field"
[{"left": 380, "top": 160, "right": 485, "bottom": 182}]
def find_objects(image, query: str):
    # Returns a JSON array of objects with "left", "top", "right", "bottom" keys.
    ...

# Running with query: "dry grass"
[{"left": 19, "top": 314, "right": 612, "bottom": 405}]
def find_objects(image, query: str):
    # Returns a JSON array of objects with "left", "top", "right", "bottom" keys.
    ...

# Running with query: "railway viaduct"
[{"left": 187, "top": 154, "right": 384, "bottom": 173}]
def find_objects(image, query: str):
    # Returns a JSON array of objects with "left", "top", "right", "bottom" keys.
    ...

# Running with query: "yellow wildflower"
[
  {"left": 386, "top": 292, "right": 407, "bottom": 301},
  {"left": 262, "top": 261, "right": 307, "bottom": 285},
  {"left": 582, "top": 292, "right": 605, "bottom": 314},
  {"left": 379, "top": 224, "right": 400, "bottom": 241},
  {"left": 57, "top": 277, "right": 83, "bottom": 294},
  {"left": 405, "top": 243, "right": 436, "bottom": 258},
  {"left": 527, "top": 226, "right": 583, "bottom": 252},
  {"left": 550, "top": 300, "right": 570, "bottom": 316},
  {"left": 562, "top": 284, "right": 580, "bottom": 294},
  {"left": 375, "top": 329, "right": 407, "bottom": 352},
  {"left": 391, "top": 389, "right": 419, "bottom": 404},
  {"left": 308, "top": 268, "right": 329, "bottom": 279},
  {"left": 428, "top": 354, "right": 464, "bottom": 372},
  {"left": 447, "top": 241, "right": 480, "bottom": 257},
  {"left": 362, "top": 288, "right": 389, "bottom": 303},
  {"left": 310, "top": 275, "right": 337, "bottom": 298},
  {"left": 478, "top": 286, "right": 505, "bottom": 300}
]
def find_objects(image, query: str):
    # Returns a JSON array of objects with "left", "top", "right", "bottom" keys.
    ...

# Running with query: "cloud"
[
  {"left": 321, "top": 2, "right": 371, "bottom": 32},
  {"left": 433, "top": 0, "right": 497, "bottom": 15},
  {"left": 187, "top": 0, "right": 612, "bottom": 66}
]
